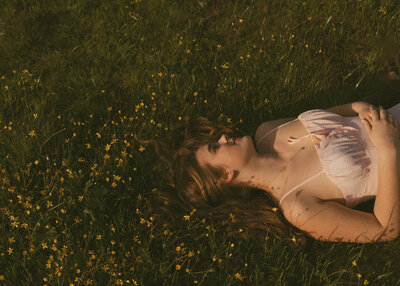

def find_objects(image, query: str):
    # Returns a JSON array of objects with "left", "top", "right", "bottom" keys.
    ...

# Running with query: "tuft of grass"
[{"left": 0, "top": 0, "right": 399, "bottom": 285}]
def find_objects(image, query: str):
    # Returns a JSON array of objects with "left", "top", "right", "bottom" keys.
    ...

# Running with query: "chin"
[
  {"left": 245, "top": 135, "right": 254, "bottom": 144},
  {"left": 241, "top": 135, "right": 252, "bottom": 142},
  {"left": 243, "top": 136, "right": 256, "bottom": 150}
]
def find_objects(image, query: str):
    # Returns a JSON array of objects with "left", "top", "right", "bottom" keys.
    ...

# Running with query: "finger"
[
  {"left": 369, "top": 105, "right": 379, "bottom": 121},
  {"left": 379, "top": 106, "right": 388, "bottom": 120},
  {"left": 360, "top": 114, "right": 371, "bottom": 124},
  {"left": 388, "top": 112, "right": 396, "bottom": 120},
  {"left": 361, "top": 118, "right": 372, "bottom": 131},
  {"left": 361, "top": 113, "right": 374, "bottom": 126}
]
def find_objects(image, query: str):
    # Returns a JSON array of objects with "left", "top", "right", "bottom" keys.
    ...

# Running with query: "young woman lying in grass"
[{"left": 142, "top": 92, "right": 400, "bottom": 246}]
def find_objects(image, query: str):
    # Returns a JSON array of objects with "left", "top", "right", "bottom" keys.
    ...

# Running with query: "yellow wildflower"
[
  {"left": 29, "top": 130, "right": 36, "bottom": 137},
  {"left": 379, "top": 6, "right": 387, "bottom": 14},
  {"left": 234, "top": 273, "right": 243, "bottom": 281}
]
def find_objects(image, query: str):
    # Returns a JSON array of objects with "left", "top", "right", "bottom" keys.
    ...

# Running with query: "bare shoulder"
[{"left": 255, "top": 117, "right": 296, "bottom": 145}]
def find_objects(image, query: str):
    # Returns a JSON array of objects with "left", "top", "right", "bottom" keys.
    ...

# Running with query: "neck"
[{"left": 232, "top": 152, "right": 290, "bottom": 200}]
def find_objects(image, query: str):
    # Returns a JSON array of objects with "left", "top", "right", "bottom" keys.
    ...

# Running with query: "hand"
[
  {"left": 360, "top": 105, "right": 400, "bottom": 152},
  {"left": 354, "top": 101, "right": 375, "bottom": 119}
]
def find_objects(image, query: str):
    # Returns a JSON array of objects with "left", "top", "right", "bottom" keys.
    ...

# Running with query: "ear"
[{"left": 224, "top": 169, "right": 235, "bottom": 184}]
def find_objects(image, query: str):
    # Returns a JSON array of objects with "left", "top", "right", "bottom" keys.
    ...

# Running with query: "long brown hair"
[{"left": 139, "top": 117, "right": 307, "bottom": 247}]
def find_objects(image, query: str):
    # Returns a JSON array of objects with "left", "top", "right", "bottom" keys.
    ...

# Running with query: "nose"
[{"left": 218, "top": 134, "right": 229, "bottom": 143}]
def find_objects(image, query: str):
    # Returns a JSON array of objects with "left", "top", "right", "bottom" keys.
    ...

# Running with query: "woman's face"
[{"left": 195, "top": 134, "right": 256, "bottom": 171}]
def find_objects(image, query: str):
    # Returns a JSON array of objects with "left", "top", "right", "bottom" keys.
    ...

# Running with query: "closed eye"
[{"left": 207, "top": 143, "right": 219, "bottom": 154}]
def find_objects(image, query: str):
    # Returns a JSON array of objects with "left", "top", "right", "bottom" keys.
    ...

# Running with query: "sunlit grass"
[{"left": 0, "top": 0, "right": 400, "bottom": 285}]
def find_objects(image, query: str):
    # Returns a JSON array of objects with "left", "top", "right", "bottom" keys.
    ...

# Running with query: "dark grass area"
[{"left": 0, "top": 0, "right": 400, "bottom": 285}]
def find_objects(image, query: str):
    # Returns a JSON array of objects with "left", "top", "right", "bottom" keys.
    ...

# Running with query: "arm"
[
  {"left": 281, "top": 147, "right": 400, "bottom": 242},
  {"left": 256, "top": 101, "right": 372, "bottom": 141},
  {"left": 326, "top": 101, "right": 373, "bottom": 117},
  {"left": 255, "top": 117, "right": 296, "bottom": 146},
  {"left": 373, "top": 148, "right": 400, "bottom": 237}
]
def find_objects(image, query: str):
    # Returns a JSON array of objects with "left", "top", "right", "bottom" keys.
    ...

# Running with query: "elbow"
[
  {"left": 382, "top": 234, "right": 399, "bottom": 242},
  {"left": 388, "top": 230, "right": 400, "bottom": 241},
  {"left": 378, "top": 228, "right": 400, "bottom": 242},
  {"left": 375, "top": 216, "right": 400, "bottom": 242}
]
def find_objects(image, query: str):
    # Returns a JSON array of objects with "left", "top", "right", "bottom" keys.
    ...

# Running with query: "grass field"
[{"left": 1, "top": 0, "right": 400, "bottom": 285}]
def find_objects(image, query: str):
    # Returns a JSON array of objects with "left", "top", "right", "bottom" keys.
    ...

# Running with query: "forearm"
[
  {"left": 373, "top": 148, "right": 400, "bottom": 239},
  {"left": 326, "top": 101, "right": 372, "bottom": 117}
]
